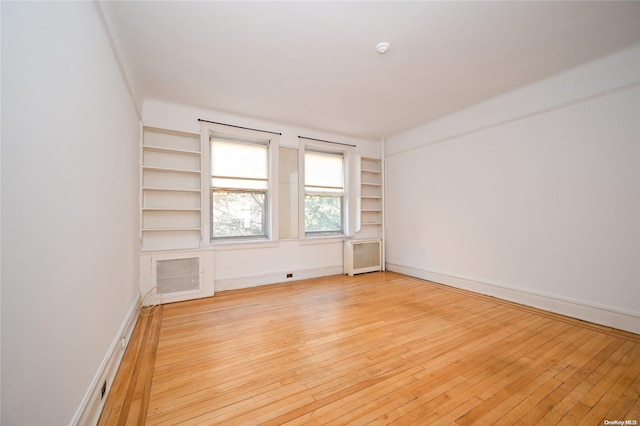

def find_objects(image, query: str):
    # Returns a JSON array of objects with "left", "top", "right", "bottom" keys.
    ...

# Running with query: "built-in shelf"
[
  {"left": 142, "top": 228, "right": 202, "bottom": 232},
  {"left": 357, "top": 157, "right": 383, "bottom": 240},
  {"left": 142, "top": 166, "right": 202, "bottom": 175},
  {"left": 141, "top": 187, "right": 201, "bottom": 193},
  {"left": 142, "top": 208, "right": 202, "bottom": 212},
  {"left": 141, "top": 127, "right": 203, "bottom": 250},
  {"left": 142, "top": 145, "right": 201, "bottom": 156}
]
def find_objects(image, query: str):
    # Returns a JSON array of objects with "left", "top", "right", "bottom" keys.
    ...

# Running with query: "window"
[
  {"left": 304, "top": 150, "right": 344, "bottom": 235},
  {"left": 210, "top": 136, "right": 269, "bottom": 240}
]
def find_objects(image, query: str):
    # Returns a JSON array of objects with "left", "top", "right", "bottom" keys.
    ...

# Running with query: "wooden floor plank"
[
  {"left": 518, "top": 337, "right": 625, "bottom": 425},
  {"left": 98, "top": 272, "right": 640, "bottom": 425}
]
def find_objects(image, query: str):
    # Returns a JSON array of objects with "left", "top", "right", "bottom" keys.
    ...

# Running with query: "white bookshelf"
[
  {"left": 358, "top": 157, "right": 383, "bottom": 240},
  {"left": 141, "top": 127, "right": 202, "bottom": 250}
]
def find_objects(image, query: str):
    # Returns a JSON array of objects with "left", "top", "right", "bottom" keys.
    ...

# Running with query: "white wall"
[
  {"left": 1, "top": 2, "right": 140, "bottom": 424},
  {"left": 143, "top": 100, "right": 380, "bottom": 290},
  {"left": 385, "top": 45, "right": 640, "bottom": 333}
]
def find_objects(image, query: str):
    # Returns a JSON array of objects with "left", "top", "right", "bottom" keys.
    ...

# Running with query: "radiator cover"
[
  {"left": 344, "top": 239, "right": 382, "bottom": 276},
  {"left": 140, "top": 249, "right": 214, "bottom": 306}
]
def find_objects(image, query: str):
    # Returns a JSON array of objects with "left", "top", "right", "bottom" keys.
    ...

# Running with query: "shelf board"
[
  {"left": 142, "top": 145, "right": 201, "bottom": 156},
  {"left": 143, "top": 166, "right": 202, "bottom": 175},
  {"left": 361, "top": 196, "right": 382, "bottom": 199},
  {"left": 142, "top": 187, "right": 201, "bottom": 193},
  {"left": 141, "top": 228, "right": 202, "bottom": 232},
  {"left": 361, "top": 222, "right": 382, "bottom": 226},
  {"left": 142, "top": 208, "right": 202, "bottom": 212},
  {"left": 143, "top": 126, "right": 200, "bottom": 138},
  {"left": 361, "top": 182, "right": 382, "bottom": 187},
  {"left": 361, "top": 209, "right": 382, "bottom": 212},
  {"left": 361, "top": 168, "right": 382, "bottom": 174}
]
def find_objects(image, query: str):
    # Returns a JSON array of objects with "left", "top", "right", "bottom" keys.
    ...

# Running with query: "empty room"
[{"left": 2, "top": 1, "right": 639, "bottom": 425}]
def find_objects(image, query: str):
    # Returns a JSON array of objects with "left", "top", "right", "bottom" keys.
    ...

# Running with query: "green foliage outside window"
[
  {"left": 305, "top": 195, "right": 342, "bottom": 234},
  {"left": 212, "top": 191, "right": 266, "bottom": 238}
]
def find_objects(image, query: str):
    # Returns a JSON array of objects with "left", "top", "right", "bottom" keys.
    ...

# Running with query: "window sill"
[
  {"left": 201, "top": 235, "right": 347, "bottom": 250},
  {"left": 206, "top": 239, "right": 280, "bottom": 251}
]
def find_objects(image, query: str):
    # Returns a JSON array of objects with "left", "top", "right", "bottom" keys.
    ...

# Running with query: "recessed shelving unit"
[
  {"left": 358, "top": 157, "right": 383, "bottom": 240},
  {"left": 141, "top": 126, "right": 203, "bottom": 250}
]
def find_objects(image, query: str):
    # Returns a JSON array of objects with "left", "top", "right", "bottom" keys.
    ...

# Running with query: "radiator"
[{"left": 344, "top": 239, "right": 382, "bottom": 276}]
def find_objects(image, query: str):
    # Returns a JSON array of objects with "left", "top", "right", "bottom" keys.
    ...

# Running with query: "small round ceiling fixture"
[{"left": 376, "top": 42, "right": 390, "bottom": 54}]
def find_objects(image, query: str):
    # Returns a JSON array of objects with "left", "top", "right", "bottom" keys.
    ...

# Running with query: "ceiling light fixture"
[{"left": 376, "top": 42, "right": 390, "bottom": 54}]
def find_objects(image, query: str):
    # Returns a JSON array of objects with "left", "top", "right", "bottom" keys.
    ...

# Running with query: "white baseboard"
[
  {"left": 386, "top": 262, "right": 640, "bottom": 335},
  {"left": 70, "top": 297, "right": 140, "bottom": 426},
  {"left": 215, "top": 265, "right": 344, "bottom": 292}
]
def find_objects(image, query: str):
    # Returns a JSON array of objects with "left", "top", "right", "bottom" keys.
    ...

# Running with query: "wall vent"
[
  {"left": 140, "top": 250, "right": 214, "bottom": 306},
  {"left": 156, "top": 257, "right": 199, "bottom": 294},
  {"left": 344, "top": 239, "right": 382, "bottom": 276}
]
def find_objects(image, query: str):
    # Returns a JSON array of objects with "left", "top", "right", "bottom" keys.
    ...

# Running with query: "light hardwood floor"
[{"left": 99, "top": 272, "right": 640, "bottom": 425}]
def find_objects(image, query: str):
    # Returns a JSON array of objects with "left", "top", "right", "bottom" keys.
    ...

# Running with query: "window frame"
[
  {"left": 300, "top": 139, "right": 354, "bottom": 239},
  {"left": 303, "top": 149, "right": 345, "bottom": 236},
  {"left": 200, "top": 122, "right": 279, "bottom": 245}
]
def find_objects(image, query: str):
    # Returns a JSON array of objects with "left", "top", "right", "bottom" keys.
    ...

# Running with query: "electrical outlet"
[
  {"left": 101, "top": 380, "right": 107, "bottom": 400},
  {"left": 121, "top": 336, "right": 126, "bottom": 349},
  {"left": 286, "top": 273, "right": 293, "bottom": 278}
]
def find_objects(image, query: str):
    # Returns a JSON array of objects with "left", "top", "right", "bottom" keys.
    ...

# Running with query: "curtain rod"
[
  {"left": 298, "top": 135, "right": 356, "bottom": 148},
  {"left": 198, "top": 118, "right": 282, "bottom": 136}
]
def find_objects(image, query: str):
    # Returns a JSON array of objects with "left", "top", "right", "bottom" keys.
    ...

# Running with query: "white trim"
[
  {"left": 200, "top": 121, "right": 281, "bottom": 245},
  {"left": 70, "top": 297, "right": 140, "bottom": 426},
  {"left": 207, "top": 236, "right": 344, "bottom": 250},
  {"left": 380, "top": 139, "right": 386, "bottom": 271},
  {"left": 300, "top": 138, "right": 357, "bottom": 238},
  {"left": 210, "top": 240, "right": 280, "bottom": 251},
  {"left": 215, "top": 265, "right": 344, "bottom": 292},
  {"left": 386, "top": 262, "right": 640, "bottom": 335}
]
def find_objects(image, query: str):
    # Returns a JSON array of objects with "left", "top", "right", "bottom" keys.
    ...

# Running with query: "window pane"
[
  {"left": 212, "top": 191, "right": 266, "bottom": 238},
  {"left": 211, "top": 139, "right": 267, "bottom": 180},
  {"left": 305, "top": 195, "right": 342, "bottom": 233},
  {"left": 305, "top": 151, "right": 343, "bottom": 189}
]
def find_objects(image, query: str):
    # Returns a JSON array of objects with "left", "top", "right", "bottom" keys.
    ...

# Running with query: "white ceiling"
[{"left": 101, "top": 1, "right": 640, "bottom": 139}]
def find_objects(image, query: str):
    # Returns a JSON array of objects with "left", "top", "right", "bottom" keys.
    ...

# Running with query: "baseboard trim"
[
  {"left": 215, "top": 265, "right": 344, "bottom": 292},
  {"left": 70, "top": 297, "right": 140, "bottom": 426},
  {"left": 386, "top": 262, "right": 640, "bottom": 335}
]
